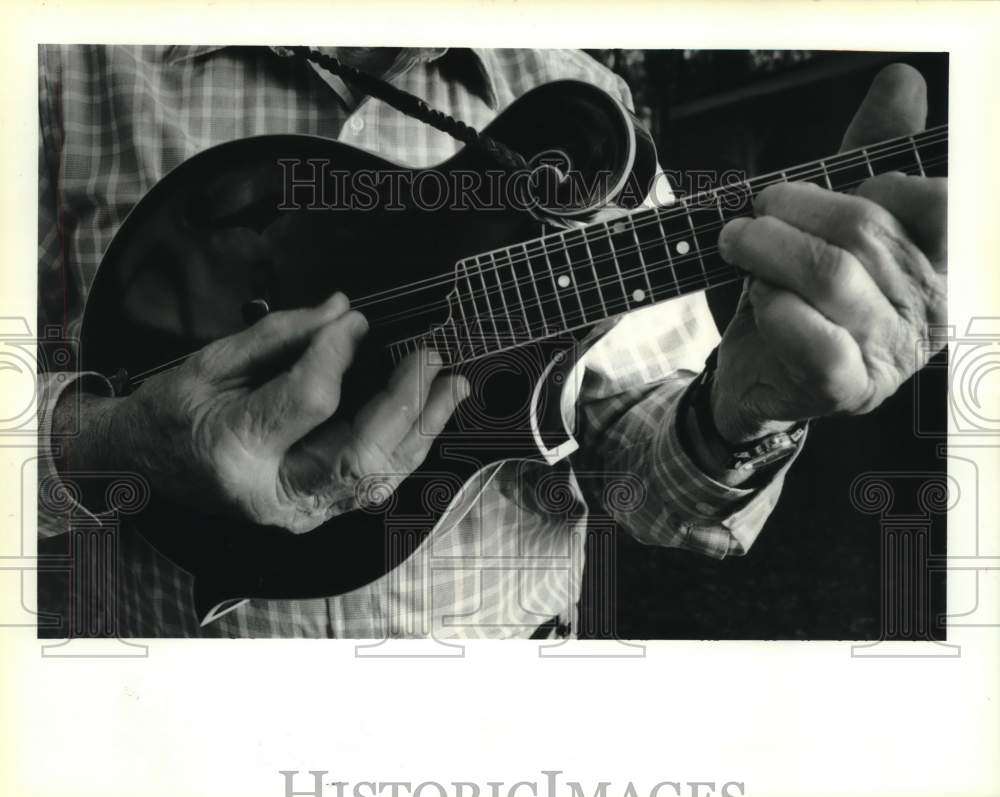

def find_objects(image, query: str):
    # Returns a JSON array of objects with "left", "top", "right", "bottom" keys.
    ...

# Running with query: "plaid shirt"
[{"left": 38, "top": 45, "right": 794, "bottom": 638}]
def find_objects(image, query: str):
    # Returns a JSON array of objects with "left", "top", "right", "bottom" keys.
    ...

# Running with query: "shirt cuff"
[
  {"left": 642, "top": 383, "right": 805, "bottom": 558},
  {"left": 37, "top": 370, "right": 116, "bottom": 536}
]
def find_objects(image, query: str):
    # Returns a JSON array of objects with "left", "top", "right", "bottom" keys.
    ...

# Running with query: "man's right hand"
[{"left": 53, "top": 293, "right": 469, "bottom": 533}]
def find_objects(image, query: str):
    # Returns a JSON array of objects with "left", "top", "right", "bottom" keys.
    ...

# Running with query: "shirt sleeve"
[
  {"left": 568, "top": 293, "right": 800, "bottom": 558},
  {"left": 36, "top": 46, "right": 117, "bottom": 537},
  {"left": 564, "top": 70, "right": 798, "bottom": 558},
  {"left": 37, "top": 371, "right": 116, "bottom": 538}
]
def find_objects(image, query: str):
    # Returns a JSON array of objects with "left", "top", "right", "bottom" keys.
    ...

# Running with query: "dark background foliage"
[{"left": 576, "top": 50, "right": 949, "bottom": 640}]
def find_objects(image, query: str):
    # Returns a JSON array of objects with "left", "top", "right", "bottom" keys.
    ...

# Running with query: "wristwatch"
[{"left": 682, "top": 347, "right": 807, "bottom": 475}]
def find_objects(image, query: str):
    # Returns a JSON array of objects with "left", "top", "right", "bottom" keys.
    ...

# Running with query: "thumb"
[{"left": 840, "top": 63, "right": 927, "bottom": 152}]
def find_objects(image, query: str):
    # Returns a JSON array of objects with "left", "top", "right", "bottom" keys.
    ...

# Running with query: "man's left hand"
[{"left": 711, "top": 63, "right": 947, "bottom": 445}]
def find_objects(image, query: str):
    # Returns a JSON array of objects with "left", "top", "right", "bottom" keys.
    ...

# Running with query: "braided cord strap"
[{"left": 283, "top": 46, "right": 528, "bottom": 171}]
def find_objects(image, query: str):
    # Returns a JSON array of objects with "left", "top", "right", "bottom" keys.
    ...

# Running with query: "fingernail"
[
  {"left": 458, "top": 379, "right": 471, "bottom": 401},
  {"left": 427, "top": 349, "right": 444, "bottom": 367}
]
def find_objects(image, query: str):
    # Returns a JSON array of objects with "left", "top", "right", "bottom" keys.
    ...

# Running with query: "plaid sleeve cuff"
[
  {"left": 615, "top": 380, "right": 803, "bottom": 558},
  {"left": 37, "top": 370, "right": 115, "bottom": 537}
]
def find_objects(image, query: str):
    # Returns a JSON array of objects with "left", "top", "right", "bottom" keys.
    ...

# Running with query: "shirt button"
[{"left": 348, "top": 116, "right": 365, "bottom": 133}]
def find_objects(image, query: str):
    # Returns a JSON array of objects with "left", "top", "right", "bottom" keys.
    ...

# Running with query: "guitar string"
[
  {"left": 345, "top": 150, "right": 948, "bottom": 346},
  {"left": 128, "top": 265, "right": 740, "bottom": 385},
  {"left": 126, "top": 138, "right": 946, "bottom": 384},
  {"left": 129, "top": 153, "right": 945, "bottom": 385},
  {"left": 335, "top": 125, "right": 948, "bottom": 309},
  {"left": 341, "top": 128, "right": 949, "bottom": 315},
  {"left": 401, "top": 155, "right": 949, "bottom": 364},
  {"left": 128, "top": 150, "right": 946, "bottom": 385},
  {"left": 125, "top": 129, "right": 945, "bottom": 381},
  {"left": 128, "top": 148, "right": 945, "bottom": 385}
]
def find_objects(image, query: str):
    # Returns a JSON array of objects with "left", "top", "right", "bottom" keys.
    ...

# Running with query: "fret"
[
  {"left": 782, "top": 161, "right": 829, "bottom": 188},
  {"left": 485, "top": 252, "right": 519, "bottom": 345},
  {"left": 909, "top": 136, "right": 926, "bottom": 177},
  {"left": 388, "top": 341, "right": 403, "bottom": 364},
  {"left": 523, "top": 241, "right": 566, "bottom": 335},
  {"left": 497, "top": 248, "right": 534, "bottom": 341},
  {"left": 543, "top": 234, "right": 588, "bottom": 325},
  {"left": 717, "top": 175, "right": 754, "bottom": 217},
  {"left": 916, "top": 130, "right": 948, "bottom": 177},
  {"left": 656, "top": 204, "right": 708, "bottom": 297},
  {"left": 601, "top": 222, "right": 631, "bottom": 302},
  {"left": 650, "top": 208, "right": 681, "bottom": 298},
  {"left": 448, "top": 286, "right": 474, "bottom": 360},
  {"left": 460, "top": 260, "right": 491, "bottom": 354},
  {"left": 627, "top": 215, "right": 656, "bottom": 303},
  {"left": 563, "top": 227, "right": 608, "bottom": 320},
  {"left": 437, "top": 126, "right": 947, "bottom": 361},
  {"left": 520, "top": 243, "right": 553, "bottom": 335},
  {"left": 866, "top": 136, "right": 917, "bottom": 175},
  {"left": 683, "top": 203, "right": 709, "bottom": 285},
  {"left": 536, "top": 239, "right": 569, "bottom": 330},
  {"left": 825, "top": 148, "right": 877, "bottom": 193},
  {"left": 630, "top": 208, "right": 675, "bottom": 304},
  {"left": 473, "top": 258, "right": 504, "bottom": 349},
  {"left": 606, "top": 218, "right": 655, "bottom": 309},
  {"left": 582, "top": 225, "right": 631, "bottom": 317},
  {"left": 819, "top": 160, "right": 834, "bottom": 190},
  {"left": 861, "top": 148, "right": 874, "bottom": 176},
  {"left": 508, "top": 243, "right": 548, "bottom": 337}
]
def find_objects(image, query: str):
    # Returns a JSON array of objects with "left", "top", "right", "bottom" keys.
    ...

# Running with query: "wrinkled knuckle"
[
  {"left": 399, "top": 441, "right": 429, "bottom": 473},
  {"left": 858, "top": 201, "right": 898, "bottom": 241},
  {"left": 187, "top": 345, "right": 218, "bottom": 381},
  {"left": 807, "top": 240, "right": 850, "bottom": 294},
  {"left": 301, "top": 380, "right": 341, "bottom": 418}
]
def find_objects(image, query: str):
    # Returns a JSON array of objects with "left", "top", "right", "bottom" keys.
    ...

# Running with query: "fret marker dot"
[
  {"left": 676, "top": 240, "right": 690, "bottom": 255},
  {"left": 632, "top": 289, "right": 646, "bottom": 303},
  {"left": 557, "top": 274, "right": 572, "bottom": 289}
]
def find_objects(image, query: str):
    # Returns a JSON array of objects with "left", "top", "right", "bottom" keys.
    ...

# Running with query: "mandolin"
[{"left": 74, "top": 79, "right": 947, "bottom": 622}]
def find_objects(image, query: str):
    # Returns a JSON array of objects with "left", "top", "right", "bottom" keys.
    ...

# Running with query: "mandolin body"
[{"left": 77, "top": 80, "right": 656, "bottom": 621}]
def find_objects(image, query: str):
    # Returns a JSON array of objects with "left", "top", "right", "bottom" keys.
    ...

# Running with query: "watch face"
[{"left": 729, "top": 426, "right": 807, "bottom": 472}]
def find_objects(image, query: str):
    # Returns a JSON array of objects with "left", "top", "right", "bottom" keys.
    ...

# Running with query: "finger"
[
  {"left": 278, "top": 372, "right": 469, "bottom": 505},
  {"left": 855, "top": 172, "right": 947, "bottom": 267},
  {"left": 394, "top": 374, "right": 470, "bottom": 470},
  {"left": 718, "top": 213, "right": 895, "bottom": 343},
  {"left": 749, "top": 280, "right": 869, "bottom": 414},
  {"left": 840, "top": 63, "right": 927, "bottom": 152},
  {"left": 244, "top": 309, "right": 369, "bottom": 449},
  {"left": 353, "top": 348, "right": 445, "bottom": 452},
  {"left": 751, "top": 182, "right": 933, "bottom": 309},
  {"left": 202, "top": 292, "right": 350, "bottom": 379}
]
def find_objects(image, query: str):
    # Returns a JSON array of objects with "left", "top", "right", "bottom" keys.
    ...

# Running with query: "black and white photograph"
[
  {"left": 35, "top": 45, "right": 949, "bottom": 640},
  {"left": 2, "top": 2, "right": 999, "bottom": 797}
]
